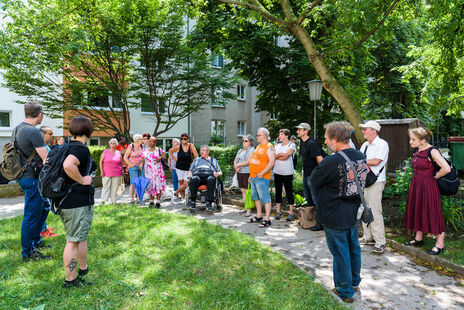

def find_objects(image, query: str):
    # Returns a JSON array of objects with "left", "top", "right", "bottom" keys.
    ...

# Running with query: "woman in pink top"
[{"left": 99, "top": 138, "right": 122, "bottom": 204}]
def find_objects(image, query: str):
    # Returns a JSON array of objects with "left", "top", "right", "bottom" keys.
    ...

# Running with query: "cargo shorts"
[{"left": 60, "top": 206, "right": 94, "bottom": 242}]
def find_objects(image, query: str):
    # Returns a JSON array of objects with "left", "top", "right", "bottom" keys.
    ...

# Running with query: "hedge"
[{"left": 88, "top": 146, "right": 106, "bottom": 176}]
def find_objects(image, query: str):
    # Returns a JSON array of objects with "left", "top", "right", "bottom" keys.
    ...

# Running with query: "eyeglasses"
[
  {"left": 243, "top": 140, "right": 249, "bottom": 142},
  {"left": 181, "top": 137, "right": 188, "bottom": 140},
  {"left": 256, "top": 134, "right": 263, "bottom": 137}
]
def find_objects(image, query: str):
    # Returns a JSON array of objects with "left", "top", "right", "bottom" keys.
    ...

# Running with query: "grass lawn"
[
  {"left": 387, "top": 232, "right": 464, "bottom": 267},
  {"left": 0, "top": 205, "right": 344, "bottom": 309}
]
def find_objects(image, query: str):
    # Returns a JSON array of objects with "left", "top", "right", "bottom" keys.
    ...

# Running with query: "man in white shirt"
[{"left": 359, "top": 120, "right": 389, "bottom": 254}]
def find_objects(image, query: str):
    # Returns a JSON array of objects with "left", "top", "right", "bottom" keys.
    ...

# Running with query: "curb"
[
  {"left": 388, "top": 239, "right": 464, "bottom": 275},
  {"left": 222, "top": 197, "right": 298, "bottom": 218},
  {"left": 0, "top": 183, "right": 23, "bottom": 198}
]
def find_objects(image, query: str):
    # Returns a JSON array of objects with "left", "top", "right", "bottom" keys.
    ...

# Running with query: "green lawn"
[
  {"left": 0, "top": 205, "right": 344, "bottom": 309},
  {"left": 387, "top": 233, "right": 464, "bottom": 267}
]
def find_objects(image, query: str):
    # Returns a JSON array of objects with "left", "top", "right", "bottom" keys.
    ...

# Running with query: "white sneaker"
[{"left": 171, "top": 193, "right": 176, "bottom": 203}]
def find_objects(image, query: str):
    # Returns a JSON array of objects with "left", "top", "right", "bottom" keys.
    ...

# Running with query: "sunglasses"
[{"left": 181, "top": 137, "right": 188, "bottom": 140}]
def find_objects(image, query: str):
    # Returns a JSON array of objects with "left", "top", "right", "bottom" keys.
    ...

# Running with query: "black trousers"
[
  {"left": 189, "top": 175, "right": 216, "bottom": 202},
  {"left": 274, "top": 173, "right": 294, "bottom": 205}
]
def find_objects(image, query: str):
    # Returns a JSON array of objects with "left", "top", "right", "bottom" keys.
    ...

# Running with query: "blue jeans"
[
  {"left": 324, "top": 224, "right": 362, "bottom": 298},
  {"left": 172, "top": 168, "right": 179, "bottom": 192},
  {"left": 303, "top": 175, "right": 315, "bottom": 206},
  {"left": 128, "top": 166, "right": 144, "bottom": 181},
  {"left": 41, "top": 199, "right": 51, "bottom": 232},
  {"left": 18, "top": 178, "right": 47, "bottom": 257},
  {"left": 250, "top": 177, "right": 271, "bottom": 204}
]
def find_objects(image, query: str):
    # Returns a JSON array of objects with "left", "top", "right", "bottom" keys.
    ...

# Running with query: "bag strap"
[
  {"left": 338, "top": 150, "right": 368, "bottom": 209},
  {"left": 14, "top": 124, "right": 38, "bottom": 168},
  {"left": 362, "top": 144, "right": 385, "bottom": 176}
]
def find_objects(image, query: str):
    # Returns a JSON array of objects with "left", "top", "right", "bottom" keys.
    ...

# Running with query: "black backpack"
[{"left": 427, "top": 147, "right": 459, "bottom": 196}]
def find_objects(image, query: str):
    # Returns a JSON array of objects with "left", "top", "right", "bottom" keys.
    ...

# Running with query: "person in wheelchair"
[{"left": 187, "top": 145, "right": 222, "bottom": 211}]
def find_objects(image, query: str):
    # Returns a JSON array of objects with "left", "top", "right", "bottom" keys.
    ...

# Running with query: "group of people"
[{"left": 12, "top": 101, "right": 452, "bottom": 298}]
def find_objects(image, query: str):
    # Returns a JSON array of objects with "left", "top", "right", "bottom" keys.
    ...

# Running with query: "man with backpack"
[
  {"left": 295, "top": 122, "right": 324, "bottom": 231},
  {"left": 14, "top": 102, "right": 49, "bottom": 261}
]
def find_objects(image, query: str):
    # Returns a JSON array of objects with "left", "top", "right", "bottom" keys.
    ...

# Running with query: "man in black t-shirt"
[
  {"left": 15, "top": 102, "right": 50, "bottom": 262},
  {"left": 310, "top": 121, "right": 367, "bottom": 303},
  {"left": 295, "top": 122, "right": 323, "bottom": 231}
]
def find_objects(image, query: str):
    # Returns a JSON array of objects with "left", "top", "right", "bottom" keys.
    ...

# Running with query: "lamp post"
[{"left": 307, "top": 80, "right": 323, "bottom": 140}]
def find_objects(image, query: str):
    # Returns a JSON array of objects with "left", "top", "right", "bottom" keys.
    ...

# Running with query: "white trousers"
[
  {"left": 101, "top": 176, "right": 120, "bottom": 204},
  {"left": 362, "top": 181, "right": 386, "bottom": 246}
]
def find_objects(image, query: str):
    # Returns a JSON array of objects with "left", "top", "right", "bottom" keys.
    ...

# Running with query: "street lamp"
[{"left": 307, "top": 80, "right": 323, "bottom": 140}]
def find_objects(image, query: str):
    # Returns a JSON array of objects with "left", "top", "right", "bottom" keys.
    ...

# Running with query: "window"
[
  {"left": 211, "top": 87, "right": 225, "bottom": 107},
  {"left": 86, "top": 90, "right": 122, "bottom": 110},
  {"left": 237, "top": 121, "right": 246, "bottom": 136},
  {"left": 0, "top": 112, "right": 10, "bottom": 127},
  {"left": 211, "top": 54, "right": 224, "bottom": 68},
  {"left": 88, "top": 138, "right": 100, "bottom": 146},
  {"left": 141, "top": 95, "right": 167, "bottom": 114},
  {"left": 211, "top": 120, "right": 225, "bottom": 142},
  {"left": 237, "top": 85, "right": 246, "bottom": 101}
]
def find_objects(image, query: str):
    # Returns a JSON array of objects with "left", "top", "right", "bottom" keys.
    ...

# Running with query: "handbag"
[
  {"left": 244, "top": 183, "right": 255, "bottom": 210},
  {"left": 231, "top": 173, "right": 239, "bottom": 188},
  {"left": 427, "top": 147, "right": 459, "bottom": 196},
  {"left": 363, "top": 145, "right": 385, "bottom": 187},
  {"left": 298, "top": 206, "right": 317, "bottom": 229},
  {"left": 116, "top": 175, "right": 125, "bottom": 196},
  {"left": 338, "top": 151, "right": 374, "bottom": 226}
]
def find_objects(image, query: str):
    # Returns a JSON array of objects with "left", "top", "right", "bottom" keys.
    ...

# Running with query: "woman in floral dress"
[{"left": 143, "top": 136, "right": 167, "bottom": 208}]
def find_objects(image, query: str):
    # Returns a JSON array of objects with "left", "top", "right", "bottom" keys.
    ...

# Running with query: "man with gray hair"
[
  {"left": 247, "top": 127, "right": 275, "bottom": 227},
  {"left": 187, "top": 145, "right": 222, "bottom": 211},
  {"left": 14, "top": 102, "right": 50, "bottom": 261}
]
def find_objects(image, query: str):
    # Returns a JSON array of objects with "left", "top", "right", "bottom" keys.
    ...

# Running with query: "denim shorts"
[
  {"left": 60, "top": 206, "right": 94, "bottom": 242},
  {"left": 250, "top": 177, "right": 271, "bottom": 204},
  {"left": 128, "top": 166, "right": 143, "bottom": 181}
]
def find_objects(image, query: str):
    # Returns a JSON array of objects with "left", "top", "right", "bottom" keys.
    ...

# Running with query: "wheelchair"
[{"left": 185, "top": 177, "right": 223, "bottom": 214}]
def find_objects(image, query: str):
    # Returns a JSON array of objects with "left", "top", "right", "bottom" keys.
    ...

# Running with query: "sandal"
[
  {"left": 404, "top": 238, "right": 424, "bottom": 246},
  {"left": 244, "top": 211, "right": 252, "bottom": 217},
  {"left": 259, "top": 220, "right": 271, "bottom": 228},
  {"left": 427, "top": 246, "right": 445, "bottom": 255},
  {"left": 248, "top": 216, "right": 262, "bottom": 223},
  {"left": 239, "top": 209, "right": 247, "bottom": 213}
]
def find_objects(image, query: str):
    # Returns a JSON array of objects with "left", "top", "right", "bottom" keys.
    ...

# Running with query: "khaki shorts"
[{"left": 60, "top": 206, "right": 94, "bottom": 242}]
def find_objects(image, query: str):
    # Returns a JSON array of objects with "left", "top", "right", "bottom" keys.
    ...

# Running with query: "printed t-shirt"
[{"left": 249, "top": 142, "right": 273, "bottom": 180}]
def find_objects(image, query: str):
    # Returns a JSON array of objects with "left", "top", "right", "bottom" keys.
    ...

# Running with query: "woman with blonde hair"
[
  {"left": 124, "top": 134, "right": 145, "bottom": 204},
  {"left": 99, "top": 138, "right": 122, "bottom": 205},
  {"left": 404, "top": 127, "right": 451, "bottom": 255}
]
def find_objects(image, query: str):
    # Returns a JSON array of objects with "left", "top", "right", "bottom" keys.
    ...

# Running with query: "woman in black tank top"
[{"left": 168, "top": 133, "right": 198, "bottom": 200}]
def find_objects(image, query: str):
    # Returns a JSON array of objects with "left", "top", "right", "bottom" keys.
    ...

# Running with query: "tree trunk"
[{"left": 291, "top": 24, "right": 365, "bottom": 143}]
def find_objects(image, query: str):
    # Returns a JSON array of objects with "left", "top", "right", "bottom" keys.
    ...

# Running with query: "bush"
[
  {"left": 208, "top": 145, "right": 241, "bottom": 177},
  {"left": 88, "top": 145, "right": 106, "bottom": 176}
]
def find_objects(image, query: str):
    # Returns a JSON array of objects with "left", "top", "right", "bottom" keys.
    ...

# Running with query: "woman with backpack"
[
  {"left": 404, "top": 127, "right": 451, "bottom": 255},
  {"left": 123, "top": 134, "right": 144, "bottom": 204},
  {"left": 233, "top": 134, "right": 255, "bottom": 216},
  {"left": 61, "top": 116, "right": 97, "bottom": 288},
  {"left": 142, "top": 136, "right": 167, "bottom": 208}
]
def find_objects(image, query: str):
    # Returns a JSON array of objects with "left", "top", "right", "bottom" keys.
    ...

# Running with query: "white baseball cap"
[{"left": 359, "top": 120, "right": 381, "bottom": 131}]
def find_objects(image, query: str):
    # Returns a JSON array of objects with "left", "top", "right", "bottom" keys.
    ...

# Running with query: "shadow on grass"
[{"left": 0, "top": 205, "right": 343, "bottom": 310}]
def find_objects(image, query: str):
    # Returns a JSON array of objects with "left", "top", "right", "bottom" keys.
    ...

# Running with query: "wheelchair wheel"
[
  {"left": 184, "top": 188, "right": 191, "bottom": 206},
  {"left": 215, "top": 182, "right": 223, "bottom": 212}
]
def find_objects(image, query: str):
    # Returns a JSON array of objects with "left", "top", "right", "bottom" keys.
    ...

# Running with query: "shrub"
[
  {"left": 88, "top": 145, "right": 106, "bottom": 176},
  {"left": 208, "top": 145, "right": 241, "bottom": 177}
]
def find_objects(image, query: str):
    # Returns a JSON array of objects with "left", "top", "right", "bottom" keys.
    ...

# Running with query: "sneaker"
[
  {"left": 206, "top": 202, "right": 213, "bottom": 212},
  {"left": 189, "top": 201, "right": 196, "bottom": 209},
  {"left": 48, "top": 227, "right": 56, "bottom": 232},
  {"left": 359, "top": 238, "right": 375, "bottom": 246},
  {"left": 63, "top": 277, "right": 93, "bottom": 288},
  {"left": 155, "top": 203, "right": 161, "bottom": 209},
  {"left": 286, "top": 214, "right": 295, "bottom": 222},
  {"left": 372, "top": 244, "right": 386, "bottom": 254},
  {"left": 78, "top": 267, "right": 89, "bottom": 277},
  {"left": 332, "top": 288, "right": 354, "bottom": 303},
  {"left": 275, "top": 212, "right": 281, "bottom": 220},
  {"left": 40, "top": 228, "right": 58, "bottom": 238},
  {"left": 23, "top": 250, "right": 51, "bottom": 262},
  {"left": 171, "top": 193, "right": 176, "bottom": 203}
]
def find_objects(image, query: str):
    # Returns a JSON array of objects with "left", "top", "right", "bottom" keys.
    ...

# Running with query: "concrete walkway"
[{"left": 2, "top": 186, "right": 463, "bottom": 309}]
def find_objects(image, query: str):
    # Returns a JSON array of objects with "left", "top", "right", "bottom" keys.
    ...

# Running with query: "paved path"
[{"left": 1, "top": 186, "right": 463, "bottom": 309}]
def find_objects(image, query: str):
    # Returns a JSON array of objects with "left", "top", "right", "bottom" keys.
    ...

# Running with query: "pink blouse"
[{"left": 102, "top": 149, "right": 122, "bottom": 177}]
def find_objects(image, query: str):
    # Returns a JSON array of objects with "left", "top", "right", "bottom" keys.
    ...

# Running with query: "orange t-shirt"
[{"left": 249, "top": 142, "right": 273, "bottom": 180}]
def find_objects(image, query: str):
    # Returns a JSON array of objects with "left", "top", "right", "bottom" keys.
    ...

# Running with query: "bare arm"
[
  {"left": 123, "top": 146, "right": 132, "bottom": 167},
  {"left": 63, "top": 155, "right": 92, "bottom": 185},
  {"left": 168, "top": 146, "right": 179, "bottom": 162},
  {"left": 99, "top": 151, "right": 105, "bottom": 177},
  {"left": 431, "top": 149, "right": 451, "bottom": 178},
  {"left": 276, "top": 148, "right": 295, "bottom": 161},
  {"left": 190, "top": 144, "right": 199, "bottom": 158},
  {"left": 367, "top": 158, "right": 382, "bottom": 166},
  {"left": 35, "top": 146, "right": 48, "bottom": 162}
]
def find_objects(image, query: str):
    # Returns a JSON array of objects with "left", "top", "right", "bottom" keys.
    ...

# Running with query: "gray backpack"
[{"left": 0, "top": 125, "right": 36, "bottom": 180}]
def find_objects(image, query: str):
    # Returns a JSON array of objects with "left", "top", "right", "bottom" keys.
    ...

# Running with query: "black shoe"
[
  {"left": 189, "top": 201, "right": 196, "bottom": 209},
  {"left": 286, "top": 214, "right": 295, "bottom": 222},
  {"left": 36, "top": 242, "right": 52, "bottom": 250},
  {"left": 155, "top": 203, "right": 161, "bottom": 209},
  {"left": 78, "top": 267, "right": 89, "bottom": 277},
  {"left": 23, "top": 250, "right": 51, "bottom": 262},
  {"left": 206, "top": 202, "right": 213, "bottom": 212},
  {"left": 427, "top": 246, "right": 445, "bottom": 255},
  {"left": 63, "top": 277, "right": 93, "bottom": 288},
  {"left": 309, "top": 223, "right": 324, "bottom": 231},
  {"left": 404, "top": 239, "right": 424, "bottom": 247},
  {"left": 149, "top": 202, "right": 154, "bottom": 208}
]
